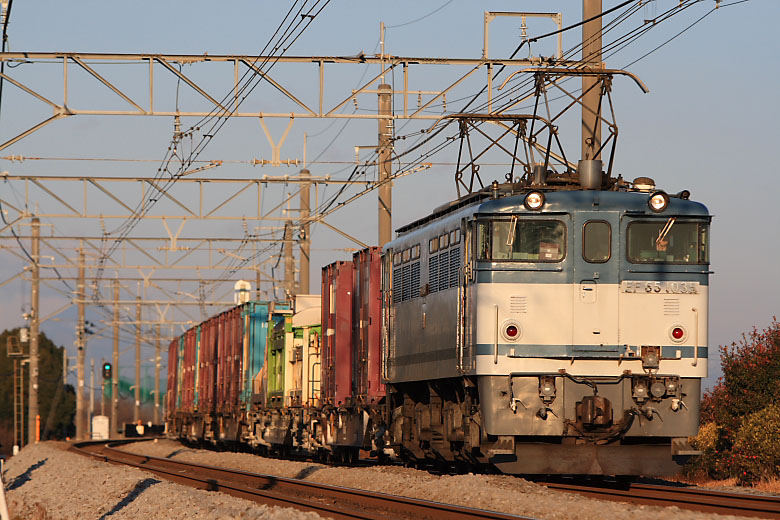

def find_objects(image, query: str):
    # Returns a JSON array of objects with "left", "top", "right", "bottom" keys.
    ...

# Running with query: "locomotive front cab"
[{"left": 471, "top": 190, "right": 711, "bottom": 475}]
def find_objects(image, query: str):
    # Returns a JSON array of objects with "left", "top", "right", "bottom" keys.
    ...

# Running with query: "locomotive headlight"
[
  {"left": 633, "top": 380, "right": 649, "bottom": 401},
  {"left": 648, "top": 191, "right": 669, "bottom": 213},
  {"left": 650, "top": 381, "right": 666, "bottom": 399},
  {"left": 524, "top": 191, "right": 545, "bottom": 211},
  {"left": 501, "top": 320, "right": 522, "bottom": 341}
]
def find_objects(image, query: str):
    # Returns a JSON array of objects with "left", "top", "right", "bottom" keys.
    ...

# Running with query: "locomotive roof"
[{"left": 395, "top": 188, "right": 709, "bottom": 236}]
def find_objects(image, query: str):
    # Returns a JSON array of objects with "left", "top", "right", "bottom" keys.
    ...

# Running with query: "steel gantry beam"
[
  {"left": 0, "top": 52, "right": 571, "bottom": 152},
  {"left": 0, "top": 174, "right": 369, "bottom": 221}
]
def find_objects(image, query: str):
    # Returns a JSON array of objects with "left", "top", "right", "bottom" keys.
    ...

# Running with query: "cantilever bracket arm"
[
  {"left": 498, "top": 67, "right": 649, "bottom": 94},
  {"left": 427, "top": 112, "right": 554, "bottom": 134}
]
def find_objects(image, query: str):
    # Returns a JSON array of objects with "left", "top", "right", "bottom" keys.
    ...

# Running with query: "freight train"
[{"left": 167, "top": 163, "right": 710, "bottom": 476}]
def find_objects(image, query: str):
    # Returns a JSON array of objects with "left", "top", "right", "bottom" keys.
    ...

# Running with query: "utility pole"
[
  {"left": 299, "top": 168, "right": 311, "bottom": 294},
  {"left": 89, "top": 358, "right": 94, "bottom": 436},
  {"left": 27, "top": 217, "right": 40, "bottom": 445},
  {"left": 111, "top": 279, "right": 119, "bottom": 437},
  {"left": 100, "top": 358, "right": 106, "bottom": 417},
  {"left": 378, "top": 83, "right": 393, "bottom": 247},
  {"left": 76, "top": 248, "right": 86, "bottom": 439},
  {"left": 154, "top": 324, "right": 160, "bottom": 424},
  {"left": 582, "top": 0, "right": 603, "bottom": 161},
  {"left": 283, "top": 220, "right": 295, "bottom": 297},
  {"left": 134, "top": 295, "right": 141, "bottom": 423}
]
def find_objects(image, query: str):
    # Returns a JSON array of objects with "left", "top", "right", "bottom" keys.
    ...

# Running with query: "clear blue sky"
[{"left": 0, "top": 0, "right": 777, "bottom": 393}]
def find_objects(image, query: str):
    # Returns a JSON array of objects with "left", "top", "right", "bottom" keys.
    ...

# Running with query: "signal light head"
[{"left": 102, "top": 362, "right": 112, "bottom": 380}]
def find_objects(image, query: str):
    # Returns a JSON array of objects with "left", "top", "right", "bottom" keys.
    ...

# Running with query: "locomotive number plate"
[{"left": 621, "top": 281, "right": 699, "bottom": 294}]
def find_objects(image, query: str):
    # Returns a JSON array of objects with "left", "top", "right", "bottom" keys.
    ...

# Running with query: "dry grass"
[{"left": 670, "top": 474, "right": 780, "bottom": 493}]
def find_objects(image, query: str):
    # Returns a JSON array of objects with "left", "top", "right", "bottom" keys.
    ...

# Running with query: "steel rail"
[
  {"left": 544, "top": 480, "right": 780, "bottom": 519},
  {"left": 70, "top": 440, "right": 533, "bottom": 520}
]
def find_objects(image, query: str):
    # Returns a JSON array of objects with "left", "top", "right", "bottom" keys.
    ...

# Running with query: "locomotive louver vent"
[
  {"left": 411, "top": 262, "right": 420, "bottom": 299},
  {"left": 449, "top": 247, "right": 460, "bottom": 288},
  {"left": 663, "top": 298, "right": 680, "bottom": 316},
  {"left": 392, "top": 267, "right": 402, "bottom": 303},
  {"left": 429, "top": 255, "right": 439, "bottom": 293},
  {"left": 510, "top": 296, "right": 528, "bottom": 314}
]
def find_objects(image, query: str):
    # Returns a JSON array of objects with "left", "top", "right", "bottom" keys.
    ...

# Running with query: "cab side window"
[{"left": 583, "top": 221, "right": 611, "bottom": 263}]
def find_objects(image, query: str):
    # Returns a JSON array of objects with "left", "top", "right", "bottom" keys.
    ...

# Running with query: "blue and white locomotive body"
[{"left": 383, "top": 182, "right": 710, "bottom": 475}]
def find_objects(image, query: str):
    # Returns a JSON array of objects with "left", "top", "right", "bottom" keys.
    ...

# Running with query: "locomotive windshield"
[
  {"left": 477, "top": 219, "right": 566, "bottom": 262},
  {"left": 627, "top": 219, "right": 709, "bottom": 264}
]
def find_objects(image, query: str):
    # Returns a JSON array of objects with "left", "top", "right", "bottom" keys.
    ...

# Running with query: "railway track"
[
  {"left": 70, "top": 440, "right": 531, "bottom": 520},
  {"left": 71, "top": 439, "right": 780, "bottom": 519},
  {"left": 543, "top": 479, "right": 780, "bottom": 519}
]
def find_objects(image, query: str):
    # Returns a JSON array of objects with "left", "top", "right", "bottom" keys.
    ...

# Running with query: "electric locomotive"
[{"left": 382, "top": 164, "right": 709, "bottom": 475}]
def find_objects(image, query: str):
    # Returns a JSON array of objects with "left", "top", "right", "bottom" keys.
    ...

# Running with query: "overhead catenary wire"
[{"left": 91, "top": 0, "right": 333, "bottom": 297}]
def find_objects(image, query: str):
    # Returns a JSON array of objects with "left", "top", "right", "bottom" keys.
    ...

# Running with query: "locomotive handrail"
[{"left": 493, "top": 305, "right": 499, "bottom": 365}]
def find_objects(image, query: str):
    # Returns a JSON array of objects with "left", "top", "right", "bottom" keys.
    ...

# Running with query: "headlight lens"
[
  {"left": 648, "top": 191, "right": 669, "bottom": 212},
  {"left": 524, "top": 191, "right": 545, "bottom": 211}
]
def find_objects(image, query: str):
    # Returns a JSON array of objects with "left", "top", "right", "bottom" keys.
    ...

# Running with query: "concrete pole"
[
  {"left": 582, "top": 0, "right": 603, "bottom": 161},
  {"left": 283, "top": 220, "right": 295, "bottom": 297},
  {"left": 89, "top": 358, "right": 94, "bottom": 436},
  {"left": 378, "top": 84, "right": 393, "bottom": 246},
  {"left": 299, "top": 169, "right": 311, "bottom": 294},
  {"left": 27, "top": 217, "right": 40, "bottom": 445},
  {"left": 134, "top": 296, "right": 141, "bottom": 423},
  {"left": 100, "top": 357, "right": 105, "bottom": 417},
  {"left": 76, "top": 248, "right": 86, "bottom": 439},
  {"left": 111, "top": 279, "right": 119, "bottom": 437},
  {"left": 154, "top": 324, "right": 160, "bottom": 424}
]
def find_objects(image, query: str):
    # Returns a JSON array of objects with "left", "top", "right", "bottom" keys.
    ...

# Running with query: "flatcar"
[{"left": 167, "top": 162, "right": 709, "bottom": 476}]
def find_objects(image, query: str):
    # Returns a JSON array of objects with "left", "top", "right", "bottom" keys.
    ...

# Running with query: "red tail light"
[{"left": 506, "top": 325, "right": 518, "bottom": 338}]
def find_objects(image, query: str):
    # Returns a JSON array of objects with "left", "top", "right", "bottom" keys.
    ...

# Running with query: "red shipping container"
[
  {"left": 322, "top": 261, "right": 354, "bottom": 406},
  {"left": 353, "top": 247, "right": 385, "bottom": 404},
  {"left": 182, "top": 328, "right": 197, "bottom": 411},
  {"left": 215, "top": 314, "right": 227, "bottom": 413},
  {"left": 199, "top": 318, "right": 218, "bottom": 415},
  {"left": 225, "top": 307, "right": 243, "bottom": 414},
  {"left": 167, "top": 338, "right": 178, "bottom": 419}
]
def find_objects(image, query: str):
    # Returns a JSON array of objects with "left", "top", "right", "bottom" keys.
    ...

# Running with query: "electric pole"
[
  {"left": 89, "top": 358, "right": 94, "bottom": 436},
  {"left": 134, "top": 295, "right": 141, "bottom": 423},
  {"left": 378, "top": 83, "right": 392, "bottom": 247},
  {"left": 76, "top": 248, "right": 86, "bottom": 439},
  {"left": 299, "top": 168, "right": 311, "bottom": 294},
  {"left": 283, "top": 220, "right": 295, "bottom": 297},
  {"left": 111, "top": 279, "right": 119, "bottom": 437},
  {"left": 582, "top": 0, "right": 603, "bottom": 160},
  {"left": 27, "top": 217, "right": 40, "bottom": 445},
  {"left": 154, "top": 323, "right": 160, "bottom": 424}
]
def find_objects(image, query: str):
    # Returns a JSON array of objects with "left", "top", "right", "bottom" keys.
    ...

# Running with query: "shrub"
[
  {"left": 685, "top": 422, "right": 729, "bottom": 480},
  {"left": 702, "top": 318, "right": 780, "bottom": 437},
  {"left": 689, "top": 318, "right": 780, "bottom": 484},
  {"left": 730, "top": 403, "right": 780, "bottom": 484}
]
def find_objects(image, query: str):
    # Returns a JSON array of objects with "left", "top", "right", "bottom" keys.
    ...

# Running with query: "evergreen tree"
[{"left": 0, "top": 328, "right": 76, "bottom": 455}]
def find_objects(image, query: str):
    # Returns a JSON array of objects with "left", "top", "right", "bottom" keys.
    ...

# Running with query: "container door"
[{"left": 571, "top": 213, "right": 619, "bottom": 353}]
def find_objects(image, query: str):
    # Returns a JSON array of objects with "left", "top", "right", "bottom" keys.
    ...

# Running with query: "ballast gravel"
[
  {"left": 116, "top": 439, "right": 757, "bottom": 520},
  {"left": 1, "top": 441, "right": 319, "bottom": 519},
  {"left": 1, "top": 438, "right": 763, "bottom": 520}
]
